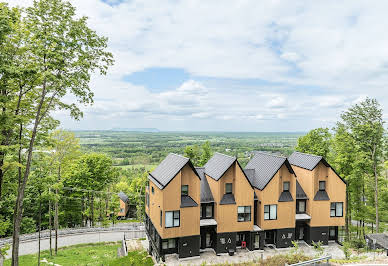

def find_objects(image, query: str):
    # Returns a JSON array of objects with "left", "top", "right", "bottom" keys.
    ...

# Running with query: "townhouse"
[
  {"left": 288, "top": 151, "right": 346, "bottom": 245},
  {"left": 144, "top": 150, "right": 346, "bottom": 261}
]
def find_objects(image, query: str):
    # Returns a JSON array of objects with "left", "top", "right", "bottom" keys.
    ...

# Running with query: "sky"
[{"left": 7, "top": 0, "right": 388, "bottom": 132}]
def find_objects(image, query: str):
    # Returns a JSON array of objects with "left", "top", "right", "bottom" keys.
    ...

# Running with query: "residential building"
[
  {"left": 288, "top": 151, "right": 347, "bottom": 245},
  {"left": 118, "top": 192, "right": 129, "bottom": 218},
  {"left": 144, "top": 150, "right": 346, "bottom": 261}
]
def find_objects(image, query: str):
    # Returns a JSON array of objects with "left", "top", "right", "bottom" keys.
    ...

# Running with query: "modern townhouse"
[
  {"left": 288, "top": 151, "right": 347, "bottom": 245},
  {"left": 144, "top": 150, "right": 347, "bottom": 261},
  {"left": 244, "top": 152, "right": 297, "bottom": 248}
]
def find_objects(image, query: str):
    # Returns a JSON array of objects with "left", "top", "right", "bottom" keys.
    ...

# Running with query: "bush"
[
  {"left": 341, "top": 241, "right": 352, "bottom": 260},
  {"left": 20, "top": 217, "right": 36, "bottom": 234},
  {"left": 311, "top": 241, "right": 324, "bottom": 257},
  {"left": 350, "top": 238, "right": 366, "bottom": 249}
]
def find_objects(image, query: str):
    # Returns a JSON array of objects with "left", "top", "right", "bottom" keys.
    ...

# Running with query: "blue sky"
[{"left": 9, "top": 0, "right": 388, "bottom": 131}]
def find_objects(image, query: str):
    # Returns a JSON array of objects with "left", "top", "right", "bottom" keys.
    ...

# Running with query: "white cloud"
[{"left": 6, "top": 0, "right": 388, "bottom": 131}]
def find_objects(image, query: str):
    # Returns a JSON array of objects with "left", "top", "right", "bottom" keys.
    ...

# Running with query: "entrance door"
[
  {"left": 253, "top": 234, "right": 260, "bottom": 249},
  {"left": 254, "top": 200, "right": 258, "bottom": 225},
  {"left": 236, "top": 233, "right": 246, "bottom": 247},
  {"left": 298, "top": 226, "right": 304, "bottom": 240},
  {"left": 265, "top": 230, "right": 275, "bottom": 245},
  {"left": 329, "top": 226, "right": 337, "bottom": 241}
]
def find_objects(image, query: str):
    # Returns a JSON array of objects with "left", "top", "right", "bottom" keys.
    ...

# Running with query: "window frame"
[
  {"left": 297, "top": 200, "right": 306, "bottom": 214},
  {"left": 181, "top": 185, "right": 188, "bottom": 196},
  {"left": 205, "top": 205, "right": 213, "bottom": 218},
  {"left": 237, "top": 206, "right": 251, "bottom": 222},
  {"left": 165, "top": 210, "right": 180, "bottom": 228},
  {"left": 151, "top": 186, "right": 155, "bottom": 194},
  {"left": 225, "top": 183, "right": 233, "bottom": 194},
  {"left": 283, "top": 181, "right": 290, "bottom": 192},
  {"left": 330, "top": 202, "right": 343, "bottom": 217},
  {"left": 264, "top": 204, "right": 277, "bottom": 220},
  {"left": 319, "top": 181, "right": 326, "bottom": 191}
]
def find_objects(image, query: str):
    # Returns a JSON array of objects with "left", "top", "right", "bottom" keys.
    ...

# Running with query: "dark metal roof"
[
  {"left": 245, "top": 152, "right": 295, "bottom": 190},
  {"left": 204, "top": 152, "right": 236, "bottom": 181},
  {"left": 254, "top": 191, "right": 258, "bottom": 200},
  {"left": 296, "top": 180, "right": 308, "bottom": 199},
  {"left": 313, "top": 190, "right": 330, "bottom": 201},
  {"left": 278, "top": 191, "right": 293, "bottom": 202},
  {"left": 244, "top": 169, "right": 255, "bottom": 186},
  {"left": 288, "top": 151, "right": 329, "bottom": 171},
  {"left": 180, "top": 195, "right": 198, "bottom": 208},
  {"left": 148, "top": 153, "right": 199, "bottom": 189},
  {"left": 220, "top": 193, "right": 236, "bottom": 205},
  {"left": 196, "top": 167, "right": 214, "bottom": 203},
  {"left": 118, "top": 192, "right": 129, "bottom": 203}
]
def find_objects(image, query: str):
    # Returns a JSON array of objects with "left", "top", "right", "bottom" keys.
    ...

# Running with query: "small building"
[{"left": 118, "top": 192, "right": 129, "bottom": 218}]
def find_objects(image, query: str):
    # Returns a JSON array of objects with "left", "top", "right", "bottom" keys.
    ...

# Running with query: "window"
[
  {"left": 152, "top": 186, "right": 155, "bottom": 194},
  {"left": 160, "top": 211, "right": 162, "bottom": 227},
  {"left": 162, "top": 239, "right": 176, "bottom": 249},
  {"left": 181, "top": 185, "right": 188, "bottom": 196},
  {"left": 330, "top": 202, "right": 343, "bottom": 217},
  {"left": 298, "top": 200, "right": 306, "bottom": 213},
  {"left": 225, "top": 183, "right": 232, "bottom": 194},
  {"left": 146, "top": 192, "right": 149, "bottom": 207},
  {"left": 283, "top": 181, "right": 290, "bottom": 192},
  {"left": 329, "top": 227, "right": 336, "bottom": 237},
  {"left": 264, "top": 205, "right": 277, "bottom": 220},
  {"left": 165, "top": 211, "right": 180, "bottom": 228},
  {"left": 206, "top": 205, "right": 212, "bottom": 218},
  {"left": 120, "top": 208, "right": 124, "bottom": 213},
  {"left": 238, "top": 206, "right": 251, "bottom": 222},
  {"left": 200, "top": 206, "right": 202, "bottom": 218},
  {"left": 319, "top": 181, "right": 326, "bottom": 191}
]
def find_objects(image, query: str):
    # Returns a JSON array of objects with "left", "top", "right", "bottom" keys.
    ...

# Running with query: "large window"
[
  {"left": 319, "top": 181, "right": 326, "bottom": 191},
  {"left": 283, "top": 181, "right": 290, "bottom": 192},
  {"left": 264, "top": 205, "right": 277, "bottom": 220},
  {"left": 165, "top": 211, "right": 180, "bottom": 228},
  {"left": 181, "top": 185, "right": 188, "bottom": 196},
  {"left": 238, "top": 206, "right": 251, "bottom": 222},
  {"left": 162, "top": 239, "right": 176, "bottom": 250},
  {"left": 297, "top": 200, "right": 306, "bottom": 213},
  {"left": 206, "top": 205, "right": 212, "bottom": 218},
  {"left": 225, "top": 183, "right": 232, "bottom": 194},
  {"left": 330, "top": 202, "right": 343, "bottom": 217}
]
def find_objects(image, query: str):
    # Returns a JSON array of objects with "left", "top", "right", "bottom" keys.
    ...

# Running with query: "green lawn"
[{"left": 5, "top": 242, "right": 153, "bottom": 266}]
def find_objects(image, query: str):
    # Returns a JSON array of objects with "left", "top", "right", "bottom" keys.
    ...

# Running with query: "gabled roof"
[
  {"left": 204, "top": 152, "right": 236, "bottom": 181},
  {"left": 245, "top": 152, "right": 295, "bottom": 190},
  {"left": 296, "top": 180, "right": 308, "bottom": 200},
  {"left": 314, "top": 190, "right": 330, "bottom": 201},
  {"left": 288, "top": 151, "right": 346, "bottom": 185},
  {"left": 180, "top": 195, "right": 198, "bottom": 208},
  {"left": 148, "top": 153, "right": 199, "bottom": 189},
  {"left": 278, "top": 191, "right": 293, "bottom": 202},
  {"left": 118, "top": 192, "right": 129, "bottom": 203},
  {"left": 196, "top": 167, "right": 214, "bottom": 203},
  {"left": 288, "top": 151, "right": 329, "bottom": 171},
  {"left": 220, "top": 193, "right": 236, "bottom": 205}
]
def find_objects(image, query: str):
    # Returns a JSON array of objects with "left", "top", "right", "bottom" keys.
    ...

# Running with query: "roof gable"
[
  {"left": 245, "top": 152, "right": 295, "bottom": 190},
  {"left": 204, "top": 152, "right": 236, "bottom": 181},
  {"left": 148, "top": 153, "right": 199, "bottom": 189},
  {"left": 296, "top": 180, "right": 308, "bottom": 199}
]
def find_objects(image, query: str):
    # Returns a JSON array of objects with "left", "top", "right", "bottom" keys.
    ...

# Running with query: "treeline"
[
  {"left": 295, "top": 98, "right": 387, "bottom": 242},
  {"left": 0, "top": 0, "right": 113, "bottom": 264}
]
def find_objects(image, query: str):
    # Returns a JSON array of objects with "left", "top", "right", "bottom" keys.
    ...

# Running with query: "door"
[
  {"left": 329, "top": 226, "right": 337, "bottom": 241},
  {"left": 254, "top": 200, "right": 258, "bottom": 225},
  {"left": 265, "top": 230, "right": 275, "bottom": 245},
  {"left": 253, "top": 234, "right": 260, "bottom": 249}
]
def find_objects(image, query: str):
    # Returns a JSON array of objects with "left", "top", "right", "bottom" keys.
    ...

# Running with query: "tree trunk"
[
  {"left": 54, "top": 188, "right": 58, "bottom": 255},
  {"left": 374, "top": 163, "right": 379, "bottom": 233},
  {"left": 38, "top": 195, "right": 41, "bottom": 266},
  {"left": 91, "top": 194, "right": 94, "bottom": 227},
  {"left": 11, "top": 85, "right": 47, "bottom": 266},
  {"left": 0, "top": 155, "right": 4, "bottom": 200},
  {"left": 345, "top": 187, "right": 350, "bottom": 241},
  {"left": 49, "top": 195, "right": 52, "bottom": 256}
]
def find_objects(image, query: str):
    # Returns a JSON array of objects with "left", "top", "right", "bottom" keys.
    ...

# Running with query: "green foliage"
[
  {"left": 341, "top": 241, "right": 352, "bottom": 260},
  {"left": 107, "top": 250, "right": 153, "bottom": 266},
  {"left": 295, "top": 127, "right": 332, "bottom": 158},
  {"left": 20, "top": 217, "right": 36, "bottom": 234},
  {"left": 311, "top": 241, "right": 324, "bottom": 257},
  {"left": 350, "top": 238, "right": 366, "bottom": 250},
  {"left": 184, "top": 140, "right": 214, "bottom": 166}
]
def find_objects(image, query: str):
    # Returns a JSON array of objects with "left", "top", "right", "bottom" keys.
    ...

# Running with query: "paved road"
[{"left": 3, "top": 230, "right": 145, "bottom": 259}]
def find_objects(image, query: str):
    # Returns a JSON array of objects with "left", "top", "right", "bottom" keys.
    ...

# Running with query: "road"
[{"left": 3, "top": 229, "right": 145, "bottom": 258}]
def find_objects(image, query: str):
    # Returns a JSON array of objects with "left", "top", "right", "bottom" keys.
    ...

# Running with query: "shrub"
[
  {"left": 341, "top": 241, "right": 352, "bottom": 260},
  {"left": 350, "top": 238, "right": 366, "bottom": 249},
  {"left": 311, "top": 241, "right": 324, "bottom": 257}
]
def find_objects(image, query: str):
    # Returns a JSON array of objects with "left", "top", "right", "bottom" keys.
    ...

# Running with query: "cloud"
[{"left": 6, "top": 0, "right": 388, "bottom": 131}]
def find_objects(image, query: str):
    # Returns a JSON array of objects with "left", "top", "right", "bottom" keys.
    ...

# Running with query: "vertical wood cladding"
[
  {"left": 293, "top": 162, "right": 346, "bottom": 228},
  {"left": 257, "top": 164, "right": 296, "bottom": 230}
]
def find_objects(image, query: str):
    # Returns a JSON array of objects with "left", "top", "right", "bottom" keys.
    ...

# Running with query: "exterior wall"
[
  {"left": 257, "top": 164, "right": 296, "bottom": 230},
  {"left": 212, "top": 162, "right": 254, "bottom": 233},
  {"left": 118, "top": 199, "right": 127, "bottom": 217},
  {"left": 148, "top": 164, "right": 200, "bottom": 240},
  {"left": 292, "top": 162, "right": 346, "bottom": 229}
]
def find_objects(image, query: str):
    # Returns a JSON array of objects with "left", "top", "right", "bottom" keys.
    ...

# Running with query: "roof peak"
[
  {"left": 214, "top": 152, "right": 236, "bottom": 159},
  {"left": 169, "top": 152, "right": 189, "bottom": 160}
]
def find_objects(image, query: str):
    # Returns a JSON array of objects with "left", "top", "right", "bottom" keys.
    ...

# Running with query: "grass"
[
  {"left": 210, "top": 253, "right": 314, "bottom": 266},
  {"left": 4, "top": 242, "right": 152, "bottom": 266},
  {"left": 107, "top": 250, "right": 153, "bottom": 266},
  {"left": 330, "top": 255, "right": 368, "bottom": 264}
]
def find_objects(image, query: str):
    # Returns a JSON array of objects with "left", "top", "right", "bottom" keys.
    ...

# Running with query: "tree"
[
  {"left": 199, "top": 141, "right": 213, "bottom": 166},
  {"left": 340, "top": 98, "right": 385, "bottom": 232},
  {"left": 295, "top": 128, "right": 332, "bottom": 158},
  {"left": 8, "top": 0, "right": 113, "bottom": 264},
  {"left": 184, "top": 145, "right": 201, "bottom": 166}
]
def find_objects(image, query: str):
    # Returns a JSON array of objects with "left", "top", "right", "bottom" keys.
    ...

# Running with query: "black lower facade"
[{"left": 263, "top": 228, "right": 295, "bottom": 248}]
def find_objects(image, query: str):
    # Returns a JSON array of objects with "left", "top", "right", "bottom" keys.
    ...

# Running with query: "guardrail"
[{"left": 285, "top": 255, "right": 331, "bottom": 266}]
